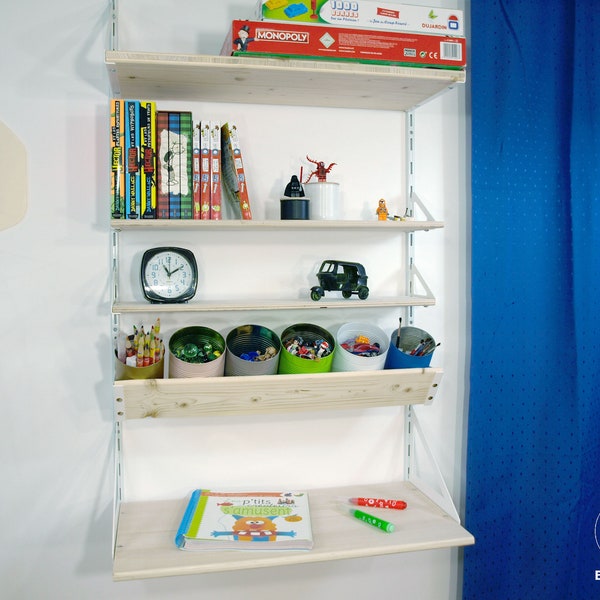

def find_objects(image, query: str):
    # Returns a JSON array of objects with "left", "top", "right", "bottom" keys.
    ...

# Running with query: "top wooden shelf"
[{"left": 105, "top": 51, "right": 465, "bottom": 111}]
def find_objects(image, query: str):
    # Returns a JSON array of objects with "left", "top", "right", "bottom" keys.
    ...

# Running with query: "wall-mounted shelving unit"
[{"left": 107, "top": 48, "right": 473, "bottom": 582}]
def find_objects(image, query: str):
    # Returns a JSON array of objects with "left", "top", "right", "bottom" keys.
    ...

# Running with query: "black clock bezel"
[{"left": 140, "top": 246, "right": 198, "bottom": 304}]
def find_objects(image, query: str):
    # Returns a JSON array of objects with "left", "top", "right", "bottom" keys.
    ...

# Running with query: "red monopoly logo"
[{"left": 256, "top": 28, "right": 310, "bottom": 43}]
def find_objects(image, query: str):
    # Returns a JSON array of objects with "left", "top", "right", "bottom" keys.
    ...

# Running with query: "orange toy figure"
[
  {"left": 376, "top": 198, "right": 389, "bottom": 220},
  {"left": 211, "top": 515, "right": 297, "bottom": 543}
]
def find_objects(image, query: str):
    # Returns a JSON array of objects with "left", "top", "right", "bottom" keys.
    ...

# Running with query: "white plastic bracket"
[{"left": 404, "top": 405, "right": 461, "bottom": 522}]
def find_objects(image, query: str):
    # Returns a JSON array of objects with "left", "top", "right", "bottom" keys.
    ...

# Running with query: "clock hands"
[{"left": 163, "top": 263, "right": 183, "bottom": 278}]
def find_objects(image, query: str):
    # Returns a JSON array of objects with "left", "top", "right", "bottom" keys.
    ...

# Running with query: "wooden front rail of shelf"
[{"left": 113, "top": 368, "right": 443, "bottom": 420}]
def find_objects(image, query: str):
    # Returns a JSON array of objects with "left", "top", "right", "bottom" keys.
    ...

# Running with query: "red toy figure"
[{"left": 304, "top": 155, "right": 336, "bottom": 183}]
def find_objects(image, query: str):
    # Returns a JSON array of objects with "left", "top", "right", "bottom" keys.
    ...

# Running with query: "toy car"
[{"left": 310, "top": 260, "right": 369, "bottom": 301}]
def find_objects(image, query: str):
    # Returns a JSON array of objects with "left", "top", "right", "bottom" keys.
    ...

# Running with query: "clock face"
[{"left": 141, "top": 247, "right": 198, "bottom": 303}]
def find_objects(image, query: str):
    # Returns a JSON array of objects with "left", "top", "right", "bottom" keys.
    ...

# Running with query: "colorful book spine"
[
  {"left": 125, "top": 100, "right": 141, "bottom": 219},
  {"left": 209, "top": 121, "right": 222, "bottom": 220},
  {"left": 168, "top": 112, "right": 181, "bottom": 219},
  {"left": 140, "top": 101, "right": 157, "bottom": 219},
  {"left": 192, "top": 121, "right": 201, "bottom": 219},
  {"left": 110, "top": 99, "right": 125, "bottom": 219},
  {"left": 179, "top": 111, "right": 193, "bottom": 219},
  {"left": 200, "top": 122, "right": 211, "bottom": 220},
  {"left": 221, "top": 122, "right": 253, "bottom": 220},
  {"left": 156, "top": 110, "right": 170, "bottom": 219}
]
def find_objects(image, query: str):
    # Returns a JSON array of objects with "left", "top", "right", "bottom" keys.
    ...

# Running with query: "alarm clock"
[{"left": 140, "top": 247, "right": 198, "bottom": 303}]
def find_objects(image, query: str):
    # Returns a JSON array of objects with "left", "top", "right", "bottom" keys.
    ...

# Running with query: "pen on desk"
[
  {"left": 349, "top": 497, "right": 407, "bottom": 510},
  {"left": 349, "top": 508, "right": 395, "bottom": 533}
]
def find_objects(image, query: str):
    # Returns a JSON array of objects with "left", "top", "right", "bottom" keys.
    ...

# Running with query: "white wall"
[{"left": 0, "top": 1, "right": 468, "bottom": 598}]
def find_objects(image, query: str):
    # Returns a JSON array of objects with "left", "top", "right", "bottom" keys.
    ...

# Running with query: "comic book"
[
  {"left": 125, "top": 99, "right": 141, "bottom": 218},
  {"left": 140, "top": 100, "right": 157, "bottom": 219},
  {"left": 209, "top": 121, "right": 222, "bottom": 220},
  {"left": 221, "top": 122, "right": 253, "bottom": 220},
  {"left": 156, "top": 110, "right": 170, "bottom": 219},
  {"left": 110, "top": 99, "right": 125, "bottom": 219}
]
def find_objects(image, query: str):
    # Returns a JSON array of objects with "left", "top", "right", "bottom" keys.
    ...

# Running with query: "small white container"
[
  {"left": 332, "top": 322, "right": 389, "bottom": 372},
  {"left": 304, "top": 182, "right": 341, "bottom": 220}
]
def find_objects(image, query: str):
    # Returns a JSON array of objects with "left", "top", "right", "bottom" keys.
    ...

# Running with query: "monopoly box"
[
  {"left": 221, "top": 19, "right": 466, "bottom": 69},
  {"left": 254, "top": 1, "right": 464, "bottom": 37}
]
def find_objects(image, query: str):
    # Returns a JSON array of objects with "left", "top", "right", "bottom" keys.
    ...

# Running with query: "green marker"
[{"left": 349, "top": 508, "right": 395, "bottom": 533}]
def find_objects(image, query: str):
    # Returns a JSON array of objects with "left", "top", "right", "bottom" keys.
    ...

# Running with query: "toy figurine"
[
  {"left": 310, "top": 259, "right": 369, "bottom": 301},
  {"left": 304, "top": 155, "right": 336, "bottom": 183},
  {"left": 283, "top": 175, "right": 305, "bottom": 197},
  {"left": 376, "top": 198, "right": 389, "bottom": 221}
]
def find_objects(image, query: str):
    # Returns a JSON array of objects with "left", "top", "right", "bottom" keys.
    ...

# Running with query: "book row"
[{"left": 110, "top": 99, "right": 252, "bottom": 220}]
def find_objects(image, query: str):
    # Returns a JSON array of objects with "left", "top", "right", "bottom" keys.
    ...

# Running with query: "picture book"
[
  {"left": 139, "top": 100, "right": 156, "bottom": 219},
  {"left": 110, "top": 99, "right": 125, "bottom": 219},
  {"left": 221, "top": 122, "right": 253, "bottom": 220},
  {"left": 175, "top": 489, "right": 313, "bottom": 551},
  {"left": 209, "top": 121, "right": 222, "bottom": 220},
  {"left": 125, "top": 99, "right": 141, "bottom": 218}
]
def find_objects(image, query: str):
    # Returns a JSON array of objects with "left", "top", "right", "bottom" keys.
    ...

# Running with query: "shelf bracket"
[
  {"left": 411, "top": 192, "right": 437, "bottom": 223},
  {"left": 409, "top": 262, "right": 435, "bottom": 302},
  {"left": 405, "top": 405, "right": 460, "bottom": 522}
]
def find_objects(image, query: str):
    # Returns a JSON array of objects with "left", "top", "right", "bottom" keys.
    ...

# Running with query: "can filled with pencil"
[{"left": 385, "top": 326, "right": 436, "bottom": 369}]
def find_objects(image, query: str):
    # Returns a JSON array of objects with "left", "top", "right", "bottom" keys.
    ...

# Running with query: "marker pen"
[
  {"left": 349, "top": 497, "right": 407, "bottom": 510},
  {"left": 349, "top": 508, "right": 395, "bottom": 533}
]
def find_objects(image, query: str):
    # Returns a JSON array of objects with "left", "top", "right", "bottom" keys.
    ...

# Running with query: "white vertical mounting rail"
[
  {"left": 405, "top": 110, "right": 416, "bottom": 327},
  {"left": 109, "top": 0, "right": 119, "bottom": 51}
]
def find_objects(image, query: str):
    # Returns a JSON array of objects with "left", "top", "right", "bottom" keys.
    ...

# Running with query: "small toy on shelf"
[
  {"left": 376, "top": 198, "right": 389, "bottom": 221},
  {"left": 283, "top": 174, "right": 305, "bottom": 197},
  {"left": 281, "top": 174, "right": 309, "bottom": 219},
  {"left": 341, "top": 335, "right": 382, "bottom": 357},
  {"left": 310, "top": 259, "right": 369, "bottom": 301},
  {"left": 304, "top": 155, "right": 336, "bottom": 183}
]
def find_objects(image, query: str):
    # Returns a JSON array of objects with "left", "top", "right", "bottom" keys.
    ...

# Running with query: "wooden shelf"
[
  {"left": 113, "top": 480, "right": 474, "bottom": 581},
  {"left": 110, "top": 219, "right": 444, "bottom": 232},
  {"left": 112, "top": 296, "right": 436, "bottom": 314},
  {"left": 106, "top": 51, "right": 465, "bottom": 111},
  {"left": 114, "top": 367, "right": 443, "bottom": 420}
]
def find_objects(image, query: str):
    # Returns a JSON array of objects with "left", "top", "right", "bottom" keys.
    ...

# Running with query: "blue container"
[{"left": 385, "top": 326, "right": 435, "bottom": 369}]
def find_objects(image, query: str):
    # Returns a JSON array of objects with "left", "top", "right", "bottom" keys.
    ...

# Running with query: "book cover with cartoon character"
[{"left": 175, "top": 490, "right": 313, "bottom": 551}]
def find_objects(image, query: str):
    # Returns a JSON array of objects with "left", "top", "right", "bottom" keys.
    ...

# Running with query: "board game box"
[
  {"left": 221, "top": 19, "right": 465, "bottom": 69},
  {"left": 254, "top": 1, "right": 464, "bottom": 37}
]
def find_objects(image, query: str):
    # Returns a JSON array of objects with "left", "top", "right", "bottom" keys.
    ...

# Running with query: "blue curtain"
[{"left": 464, "top": 1, "right": 600, "bottom": 598}]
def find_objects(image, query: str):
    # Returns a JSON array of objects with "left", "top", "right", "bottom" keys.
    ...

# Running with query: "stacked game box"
[
  {"left": 254, "top": 1, "right": 464, "bottom": 37},
  {"left": 221, "top": 17, "right": 465, "bottom": 69}
]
